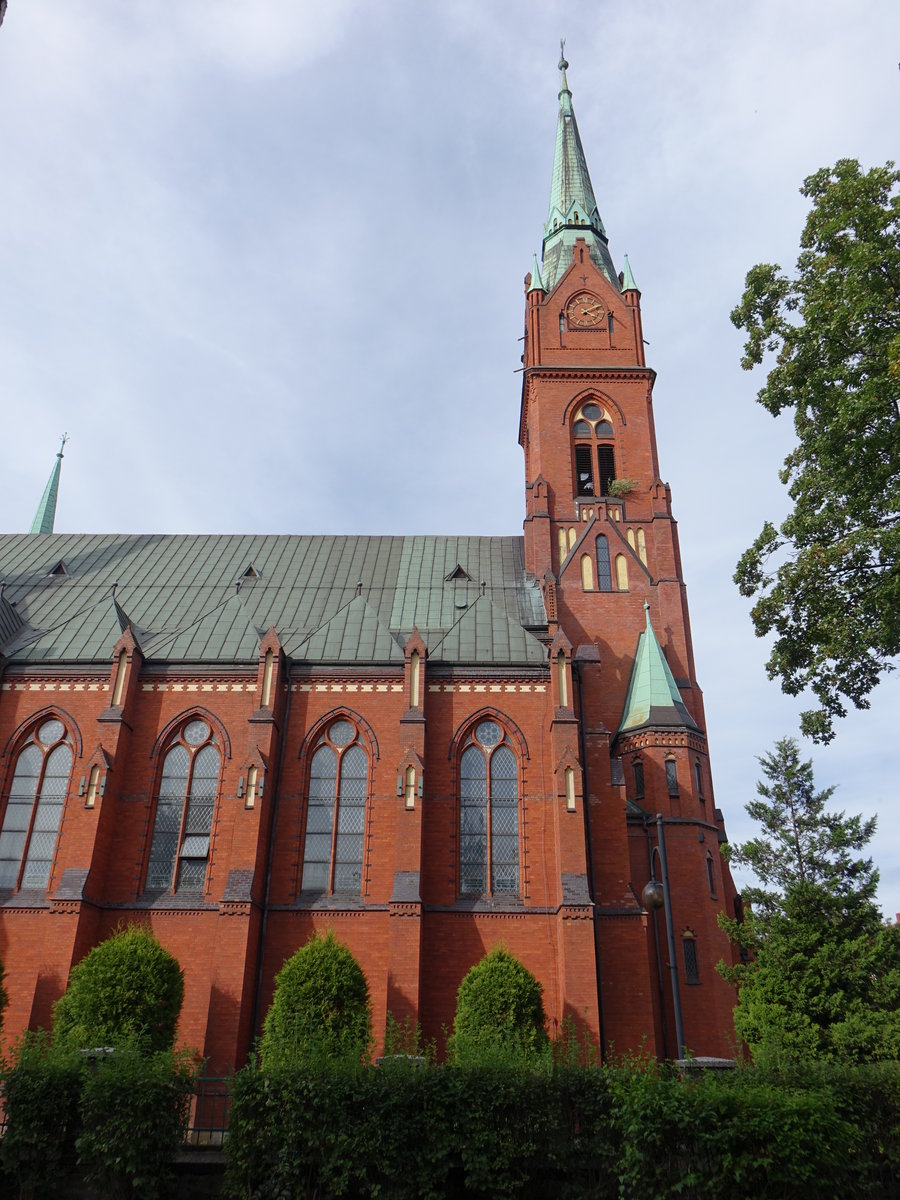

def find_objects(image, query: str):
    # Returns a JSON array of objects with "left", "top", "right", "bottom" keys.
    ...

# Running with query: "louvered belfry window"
[
  {"left": 147, "top": 719, "right": 220, "bottom": 894},
  {"left": 301, "top": 719, "right": 368, "bottom": 895},
  {"left": 572, "top": 402, "right": 617, "bottom": 497},
  {"left": 459, "top": 719, "right": 519, "bottom": 897},
  {"left": 0, "top": 718, "right": 73, "bottom": 890}
]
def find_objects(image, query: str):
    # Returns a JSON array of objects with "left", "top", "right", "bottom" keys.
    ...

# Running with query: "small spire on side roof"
[
  {"left": 28, "top": 434, "right": 68, "bottom": 536},
  {"left": 621, "top": 253, "right": 639, "bottom": 292},
  {"left": 617, "top": 602, "right": 700, "bottom": 735},
  {"left": 527, "top": 252, "right": 545, "bottom": 293}
]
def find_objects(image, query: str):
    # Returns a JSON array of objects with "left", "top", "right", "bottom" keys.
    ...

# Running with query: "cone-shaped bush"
[
  {"left": 448, "top": 947, "right": 548, "bottom": 1062},
  {"left": 52, "top": 925, "right": 184, "bottom": 1053},
  {"left": 260, "top": 931, "right": 372, "bottom": 1067}
]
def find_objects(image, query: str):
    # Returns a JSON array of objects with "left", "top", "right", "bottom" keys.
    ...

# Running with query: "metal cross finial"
[
  {"left": 559, "top": 38, "right": 568, "bottom": 71},
  {"left": 58, "top": 432, "right": 69, "bottom": 458}
]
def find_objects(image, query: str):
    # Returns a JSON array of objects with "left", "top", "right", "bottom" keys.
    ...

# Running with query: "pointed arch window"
[
  {"left": 301, "top": 718, "right": 368, "bottom": 895},
  {"left": 146, "top": 719, "right": 220, "bottom": 894},
  {"left": 573, "top": 402, "right": 616, "bottom": 497},
  {"left": 0, "top": 718, "right": 73, "bottom": 890},
  {"left": 459, "top": 719, "right": 519, "bottom": 897}
]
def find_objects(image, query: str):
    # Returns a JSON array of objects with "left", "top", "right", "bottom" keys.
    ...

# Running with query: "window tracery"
[
  {"left": 301, "top": 718, "right": 368, "bottom": 895},
  {"left": 573, "top": 402, "right": 616, "bottom": 497},
  {"left": 459, "top": 719, "right": 519, "bottom": 897},
  {"left": 146, "top": 718, "right": 220, "bottom": 894}
]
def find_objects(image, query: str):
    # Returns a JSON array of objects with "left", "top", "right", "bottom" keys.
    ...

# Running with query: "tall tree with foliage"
[
  {"left": 731, "top": 159, "right": 900, "bottom": 742},
  {"left": 260, "top": 930, "right": 372, "bottom": 1067},
  {"left": 720, "top": 738, "right": 900, "bottom": 1064},
  {"left": 52, "top": 925, "right": 184, "bottom": 1053}
]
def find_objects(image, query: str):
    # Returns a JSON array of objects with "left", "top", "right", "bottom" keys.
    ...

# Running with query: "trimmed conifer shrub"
[
  {"left": 260, "top": 930, "right": 372, "bottom": 1067},
  {"left": 447, "top": 946, "right": 548, "bottom": 1063},
  {"left": 52, "top": 925, "right": 184, "bottom": 1053}
]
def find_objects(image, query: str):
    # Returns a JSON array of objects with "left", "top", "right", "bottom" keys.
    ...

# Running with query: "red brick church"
[{"left": 0, "top": 55, "right": 739, "bottom": 1070}]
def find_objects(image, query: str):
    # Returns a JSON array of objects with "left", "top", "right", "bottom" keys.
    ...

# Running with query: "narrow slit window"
[
  {"left": 596, "top": 535, "right": 612, "bottom": 591},
  {"left": 632, "top": 760, "right": 644, "bottom": 800},
  {"left": 580, "top": 554, "right": 593, "bottom": 591},
  {"left": 665, "top": 759, "right": 678, "bottom": 796},
  {"left": 615, "top": 554, "right": 628, "bottom": 590},
  {"left": 683, "top": 936, "right": 699, "bottom": 984}
]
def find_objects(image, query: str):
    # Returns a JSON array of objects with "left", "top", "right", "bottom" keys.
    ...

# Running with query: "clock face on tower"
[{"left": 566, "top": 292, "right": 605, "bottom": 328}]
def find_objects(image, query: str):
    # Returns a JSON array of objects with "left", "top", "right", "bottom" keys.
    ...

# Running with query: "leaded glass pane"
[
  {"left": 0, "top": 833, "right": 27, "bottom": 885},
  {"left": 596, "top": 536, "right": 612, "bottom": 591},
  {"left": 461, "top": 806, "right": 486, "bottom": 835},
  {"left": 153, "top": 800, "right": 182, "bottom": 833},
  {"left": 21, "top": 855, "right": 52, "bottom": 889},
  {"left": 146, "top": 833, "right": 179, "bottom": 888},
  {"left": 9, "top": 745, "right": 42, "bottom": 795},
  {"left": 329, "top": 720, "right": 354, "bottom": 747},
  {"left": 306, "top": 805, "right": 333, "bottom": 834},
  {"left": 491, "top": 747, "right": 518, "bottom": 895},
  {"left": 177, "top": 858, "right": 206, "bottom": 891},
  {"left": 180, "top": 835, "right": 210, "bottom": 858},
  {"left": 493, "top": 863, "right": 518, "bottom": 893},
  {"left": 460, "top": 853, "right": 486, "bottom": 895},
  {"left": 581, "top": 403, "right": 604, "bottom": 421},
  {"left": 184, "top": 804, "right": 214, "bottom": 836},
  {"left": 460, "top": 746, "right": 487, "bottom": 894},
  {"left": 33, "top": 801, "right": 63, "bottom": 831},
  {"left": 301, "top": 861, "right": 328, "bottom": 892},
  {"left": 573, "top": 420, "right": 591, "bottom": 438},
  {"left": 160, "top": 746, "right": 189, "bottom": 799},
  {"left": 595, "top": 420, "right": 613, "bottom": 436},
  {"left": 333, "top": 860, "right": 362, "bottom": 892},
  {"left": 337, "top": 804, "right": 365, "bottom": 834},
  {"left": 303, "top": 833, "right": 332, "bottom": 862},
  {"left": 37, "top": 719, "right": 64, "bottom": 746},
  {"left": 183, "top": 720, "right": 210, "bottom": 745},
  {"left": 1, "top": 799, "right": 33, "bottom": 832}
]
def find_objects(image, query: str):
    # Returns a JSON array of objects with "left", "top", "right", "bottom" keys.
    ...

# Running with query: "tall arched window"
[
  {"left": 459, "top": 719, "right": 519, "bottom": 897},
  {"left": 146, "top": 718, "right": 220, "bottom": 894},
  {"left": 573, "top": 401, "right": 616, "bottom": 497},
  {"left": 0, "top": 717, "right": 73, "bottom": 890},
  {"left": 301, "top": 718, "right": 368, "bottom": 895}
]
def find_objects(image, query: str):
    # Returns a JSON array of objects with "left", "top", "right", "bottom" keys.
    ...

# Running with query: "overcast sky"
[{"left": 1, "top": 1, "right": 898, "bottom": 914}]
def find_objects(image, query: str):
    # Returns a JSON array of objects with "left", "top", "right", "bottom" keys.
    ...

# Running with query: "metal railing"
[{"left": 184, "top": 1075, "right": 231, "bottom": 1146}]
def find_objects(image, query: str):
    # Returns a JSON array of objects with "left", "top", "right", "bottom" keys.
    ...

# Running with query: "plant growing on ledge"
[{"left": 608, "top": 478, "right": 637, "bottom": 497}]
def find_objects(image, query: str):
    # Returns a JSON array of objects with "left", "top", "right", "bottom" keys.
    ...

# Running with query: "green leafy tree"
[
  {"left": 52, "top": 925, "right": 184, "bottom": 1053},
  {"left": 720, "top": 737, "right": 900, "bottom": 1064},
  {"left": 447, "top": 947, "right": 548, "bottom": 1063},
  {"left": 260, "top": 930, "right": 372, "bottom": 1067},
  {"left": 731, "top": 159, "right": 900, "bottom": 742}
]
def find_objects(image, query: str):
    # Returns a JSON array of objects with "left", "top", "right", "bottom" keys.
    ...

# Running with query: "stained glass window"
[
  {"left": 459, "top": 721, "right": 519, "bottom": 897},
  {"left": 301, "top": 720, "right": 368, "bottom": 895},
  {"left": 146, "top": 721, "right": 220, "bottom": 894},
  {"left": 0, "top": 719, "right": 73, "bottom": 890}
]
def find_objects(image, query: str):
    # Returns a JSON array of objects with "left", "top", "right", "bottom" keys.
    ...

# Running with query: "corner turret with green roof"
[
  {"left": 540, "top": 46, "right": 619, "bottom": 293},
  {"left": 618, "top": 604, "right": 700, "bottom": 735},
  {"left": 28, "top": 435, "right": 67, "bottom": 535}
]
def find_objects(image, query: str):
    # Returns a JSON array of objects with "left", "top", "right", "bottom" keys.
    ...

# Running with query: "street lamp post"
[{"left": 641, "top": 813, "right": 686, "bottom": 1058}]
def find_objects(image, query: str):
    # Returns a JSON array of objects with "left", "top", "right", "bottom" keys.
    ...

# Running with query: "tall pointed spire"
[
  {"left": 618, "top": 604, "right": 700, "bottom": 735},
  {"left": 621, "top": 253, "right": 639, "bottom": 292},
  {"left": 28, "top": 435, "right": 67, "bottom": 535},
  {"left": 541, "top": 44, "right": 619, "bottom": 292}
]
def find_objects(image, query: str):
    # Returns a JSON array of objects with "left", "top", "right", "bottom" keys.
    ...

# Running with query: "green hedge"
[
  {"left": 225, "top": 1057, "right": 900, "bottom": 1200},
  {"left": 0, "top": 1034, "right": 196, "bottom": 1200}
]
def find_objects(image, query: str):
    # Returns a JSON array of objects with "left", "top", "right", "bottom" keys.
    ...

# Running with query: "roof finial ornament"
[
  {"left": 58, "top": 432, "right": 69, "bottom": 459},
  {"left": 559, "top": 38, "right": 567, "bottom": 71},
  {"left": 558, "top": 38, "right": 570, "bottom": 96}
]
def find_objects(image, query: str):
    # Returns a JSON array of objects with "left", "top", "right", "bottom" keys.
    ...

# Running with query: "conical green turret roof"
[
  {"left": 618, "top": 604, "right": 701, "bottom": 735},
  {"left": 541, "top": 49, "right": 619, "bottom": 292},
  {"left": 28, "top": 435, "right": 67, "bottom": 535}
]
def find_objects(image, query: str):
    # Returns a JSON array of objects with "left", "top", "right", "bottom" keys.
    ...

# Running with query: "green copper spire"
[
  {"left": 618, "top": 604, "right": 700, "bottom": 735},
  {"left": 541, "top": 44, "right": 619, "bottom": 292},
  {"left": 621, "top": 253, "right": 638, "bottom": 291},
  {"left": 528, "top": 252, "right": 545, "bottom": 293},
  {"left": 28, "top": 434, "right": 67, "bottom": 535}
]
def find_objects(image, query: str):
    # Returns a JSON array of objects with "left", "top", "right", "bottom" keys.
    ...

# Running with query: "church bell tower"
[{"left": 521, "top": 50, "right": 739, "bottom": 1058}]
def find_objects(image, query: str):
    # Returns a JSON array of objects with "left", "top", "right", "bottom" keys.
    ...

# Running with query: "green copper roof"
[
  {"left": 621, "top": 254, "right": 638, "bottom": 292},
  {"left": 617, "top": 604, "right": 700, "bottom": 735},
  {"left": 28, "top": 435, "right": 67, "bottom": 535},
  {"left": 0, "top": 534, "right": 547, "bottom": 667},
  {"left": 541, "top": 52, "right": 619, "bottom": 292},
  {"left": 528, "top": 253, "right": 545, "bottom": 293}
]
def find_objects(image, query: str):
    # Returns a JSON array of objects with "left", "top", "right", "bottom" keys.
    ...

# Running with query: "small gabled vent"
[
  {"left": 48, "top": 560, "right": 68, "bottom": 577},
  {"left": 444, "top": 564, "right": 473, "bottom": 583},
  {"left": 240, "top": 564, "right": 259, "bottom": 580}
]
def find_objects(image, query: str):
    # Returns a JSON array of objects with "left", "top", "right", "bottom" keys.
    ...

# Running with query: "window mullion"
[
  {"left": 328, "top": 751, "right": 341, "bottom": 894},
  {"left": 17, "top": 744, "right": 45, "bottom": 890},
  {"left": 173, "top": 748, "right": 192, "bottom": 893}
]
